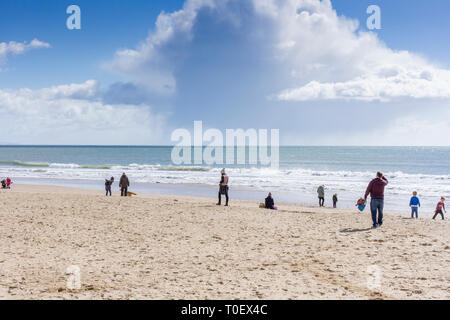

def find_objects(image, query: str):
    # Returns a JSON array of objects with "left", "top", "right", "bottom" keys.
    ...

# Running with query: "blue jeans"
[
  {"left": 411, "top": 207, "right": 419, "bottom": 218},
  {"left": 370, "top": 199, "right": 384, "bottom": 226}
]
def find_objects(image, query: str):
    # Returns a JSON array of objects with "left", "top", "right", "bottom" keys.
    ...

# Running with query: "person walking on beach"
[
  {"left": 333, "top": 193, "right": 338, "bottom": 208},
  {"left": 317, "top": 185, "right": 325, "bottom": 207},
  {"left": 432, "top": 197, "right": 446, "bottom": 220},
  {"left": 105, "top": 177, "right": 114, "bottom": 196},
  {"left": 364, "top": 172, "right": 388, "bottom": 229},
  {"left": 409, "top": 191, "right": 421, "bottom": 219},
  {"left": 119, "top": 173, "right": 130, "bottom": 197},
  {"left": 217, "top": 168, "right": 229, "bottom": 206}
]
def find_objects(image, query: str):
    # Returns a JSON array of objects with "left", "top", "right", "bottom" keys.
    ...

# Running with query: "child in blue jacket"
[{"left": 409, "top": 191, "right": 421, "bottom": 219}]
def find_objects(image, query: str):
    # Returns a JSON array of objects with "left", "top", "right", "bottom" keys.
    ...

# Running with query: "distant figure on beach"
[
  {"left": 265, "top": 192, "right": 278, "bottom": 210},
  {"left": 433, "top": 197, "right": 446, "bottom": 220},
  {"left": 6, "top": 177, "right": 12, "bottom": 189},
  {"left": 119, "top": 173, "right": 130, "bottom": 197},
  {"left": 333, "top": 194, "right": 338, "bottom": 208},
  {"left": 1, "top": 179, "right": 6, "bottom": 189},
  {"left": 317, "top": 185, "right": 325, "bottom": 207},
  {"left": 217, "top": 168, "right": 229, "bottom": 206},
  {"left": 105, "top": 177, "right": 114, "bottom": 196},
  {"left": 409, "top": 191, "right": 421, "bottom": 219},
  {"left": 364, "top": 172, "right": 388, "bottom": 229}
]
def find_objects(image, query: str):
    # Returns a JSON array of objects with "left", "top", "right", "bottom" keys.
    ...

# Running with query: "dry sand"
[{"left": 0, "top": 184, "right": 449, "bottom": 300}]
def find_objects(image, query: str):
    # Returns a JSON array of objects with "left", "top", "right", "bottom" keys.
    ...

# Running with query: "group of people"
[
  {"left": 316, "top": 185, "right": 338, "bottom": 208},
  {"left": 1, "top": 177, "right": 12, "bottom": 189},
  {"left": 409, "top": 192, "right": 446, "bottom": 221},
  {"left": 104, "top": 173, "right": 129, "bottom": 197},
  {"left": 216, "top": 168, "right": 278, "bottom": 210},
  {"left": 318, "top": 171, "right": 447, "bottom": 229}
]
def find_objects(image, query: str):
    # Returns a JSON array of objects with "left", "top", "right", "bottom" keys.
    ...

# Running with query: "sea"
[{"left": 1, "top": 146, "right": 449, "bottom": 215}]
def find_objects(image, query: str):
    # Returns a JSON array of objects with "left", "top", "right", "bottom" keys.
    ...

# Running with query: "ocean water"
[{"left": 0, "top": 146, "right": 449, "bottom": 214}]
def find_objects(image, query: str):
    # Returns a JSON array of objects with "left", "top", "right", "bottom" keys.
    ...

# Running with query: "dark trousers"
[
  {"left": 121, "top": 187, "right": 128, "bottom": 197},
  {"left": 333, "top": 201, "right": 337, "bottom": 208},
  {"left": 106, "top": 186, "right": 112, "bottom": 196},
  {"left": 319, "top": 197, "right": 324, "bottom": 207},
  {"left": 433, "top": 210, "right": 444, "bottom": 220},
  {"left": 218, "top": 187, "right": 229, "bottom": 205},
  {"left": 370, "top": 198, "right": 384, "bottom": 226},
  {"left": 411, "top": 207, "right": 418, "bottom": 218}
]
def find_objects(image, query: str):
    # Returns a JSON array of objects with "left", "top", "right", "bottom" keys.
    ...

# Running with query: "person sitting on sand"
[
  {"left": 119, "top": 173, "right": 130, "bottom": 197},
  {"left": 409, "top": 191, "right": 421, "bottom": 219},
  {"left": 317, "top": 185, "right": 325, "bottom": 207},
  {"left": 364, "top": 172, "right": 388, "bottom": 229},
  {"left": 6, "top": 177, "right": 11, "bottom": 189},
  {"left": 333, "top": 194, "right": 338, "bottom": 208},
  {"left": 1, "top": 179, "right": 6, "bottom": 189},
  {"left": 105, "top": 177, "right": 114, "bottom": 196},
  {"left": 356, "top": 198, "right": 366, "bottom": 211},
  {"left": 432, "top": 197, "right": 446, "bottom": 220},
  {"left": 265, "top": 192, "right": 278, "bottom": 210},
  {"left": 216, "top": 168, "right": 229, "bottom": 206}
]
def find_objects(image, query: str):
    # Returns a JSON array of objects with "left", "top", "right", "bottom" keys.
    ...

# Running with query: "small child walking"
[
  {"left": 409, "top": 191, "right": 421, "bottom": 219},
  {"left": 332, "top": 194, "right": 338, "bottom": 208},
  {"left": 432, "top": 197, "right": 446, "bottom": 220}
]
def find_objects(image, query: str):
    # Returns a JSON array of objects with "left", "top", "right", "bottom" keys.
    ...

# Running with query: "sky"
[{"left": 0, "top": 0, "right": 449, "bottom": 145}]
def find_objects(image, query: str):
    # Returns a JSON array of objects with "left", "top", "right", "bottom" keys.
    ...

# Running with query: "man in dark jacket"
[
  {"left": 119, "top": 173, "right": 130, "bottom": 197},
  {"left": 365, "top": 172, "right": 389, "bottom": 228}
]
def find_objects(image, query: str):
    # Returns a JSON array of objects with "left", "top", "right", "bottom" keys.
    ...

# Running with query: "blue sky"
[{"left": 1, "top": 0, "right": 449, "bottom": 145}]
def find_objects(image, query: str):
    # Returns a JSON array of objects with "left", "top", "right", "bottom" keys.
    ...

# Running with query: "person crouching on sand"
[
  {"left": 409, "top": 191, "right": 421, "bottom": 219},
  {"left": 119, "top": 173, "right": 130, "bottom": 197},
  {"left": 6, "top": 177, "right": 12, "bottom": 189},
  {"left": 217, "top": 168, "right": 229, "bottom": 206},
  {"left": 433, "top": 197, "right": 446, "bottom": 220},
  {"left": 105, "top": 177, "right": 114, "bottom": 196},
  {"left": 265, "top": 192, "right": 278, "bottom": 210}
]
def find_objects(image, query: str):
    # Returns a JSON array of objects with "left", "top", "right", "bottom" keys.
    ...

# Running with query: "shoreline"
[{"left": 10, "top": 178, "right": 423, "bottom": 215}]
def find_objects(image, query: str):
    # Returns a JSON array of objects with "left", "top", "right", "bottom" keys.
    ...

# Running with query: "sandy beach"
[{"left": 0, "top": 184, "right": 449, "bottom": 300}]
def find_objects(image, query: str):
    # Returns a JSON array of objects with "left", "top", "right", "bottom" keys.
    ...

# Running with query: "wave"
[
  {"left": 0, "top": 160, "right": 212, "bottom": 172},
  {"left": 1, "top": 160, "right": 450, "bottom": 182},
  {"left": 0, "top": 160, "right": 113, "bottom": 170},
  {"left": 0, "top": 160, "right": 50, "bottom": 167}
]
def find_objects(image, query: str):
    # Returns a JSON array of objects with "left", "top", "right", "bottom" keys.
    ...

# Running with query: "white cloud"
[
  {"left": 264, "top": 0, "right": 450, "bottom": 102},
  {"left": 0, "top": 81, "right": 166, "bottom": 145},
  {"left": 0, "top": 39, "right": 50, "bottom": 67}
]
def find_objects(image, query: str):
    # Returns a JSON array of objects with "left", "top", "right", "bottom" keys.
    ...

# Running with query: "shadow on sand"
[{"left": 340, "top": 227, "right": 372, "bottom": 233}]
